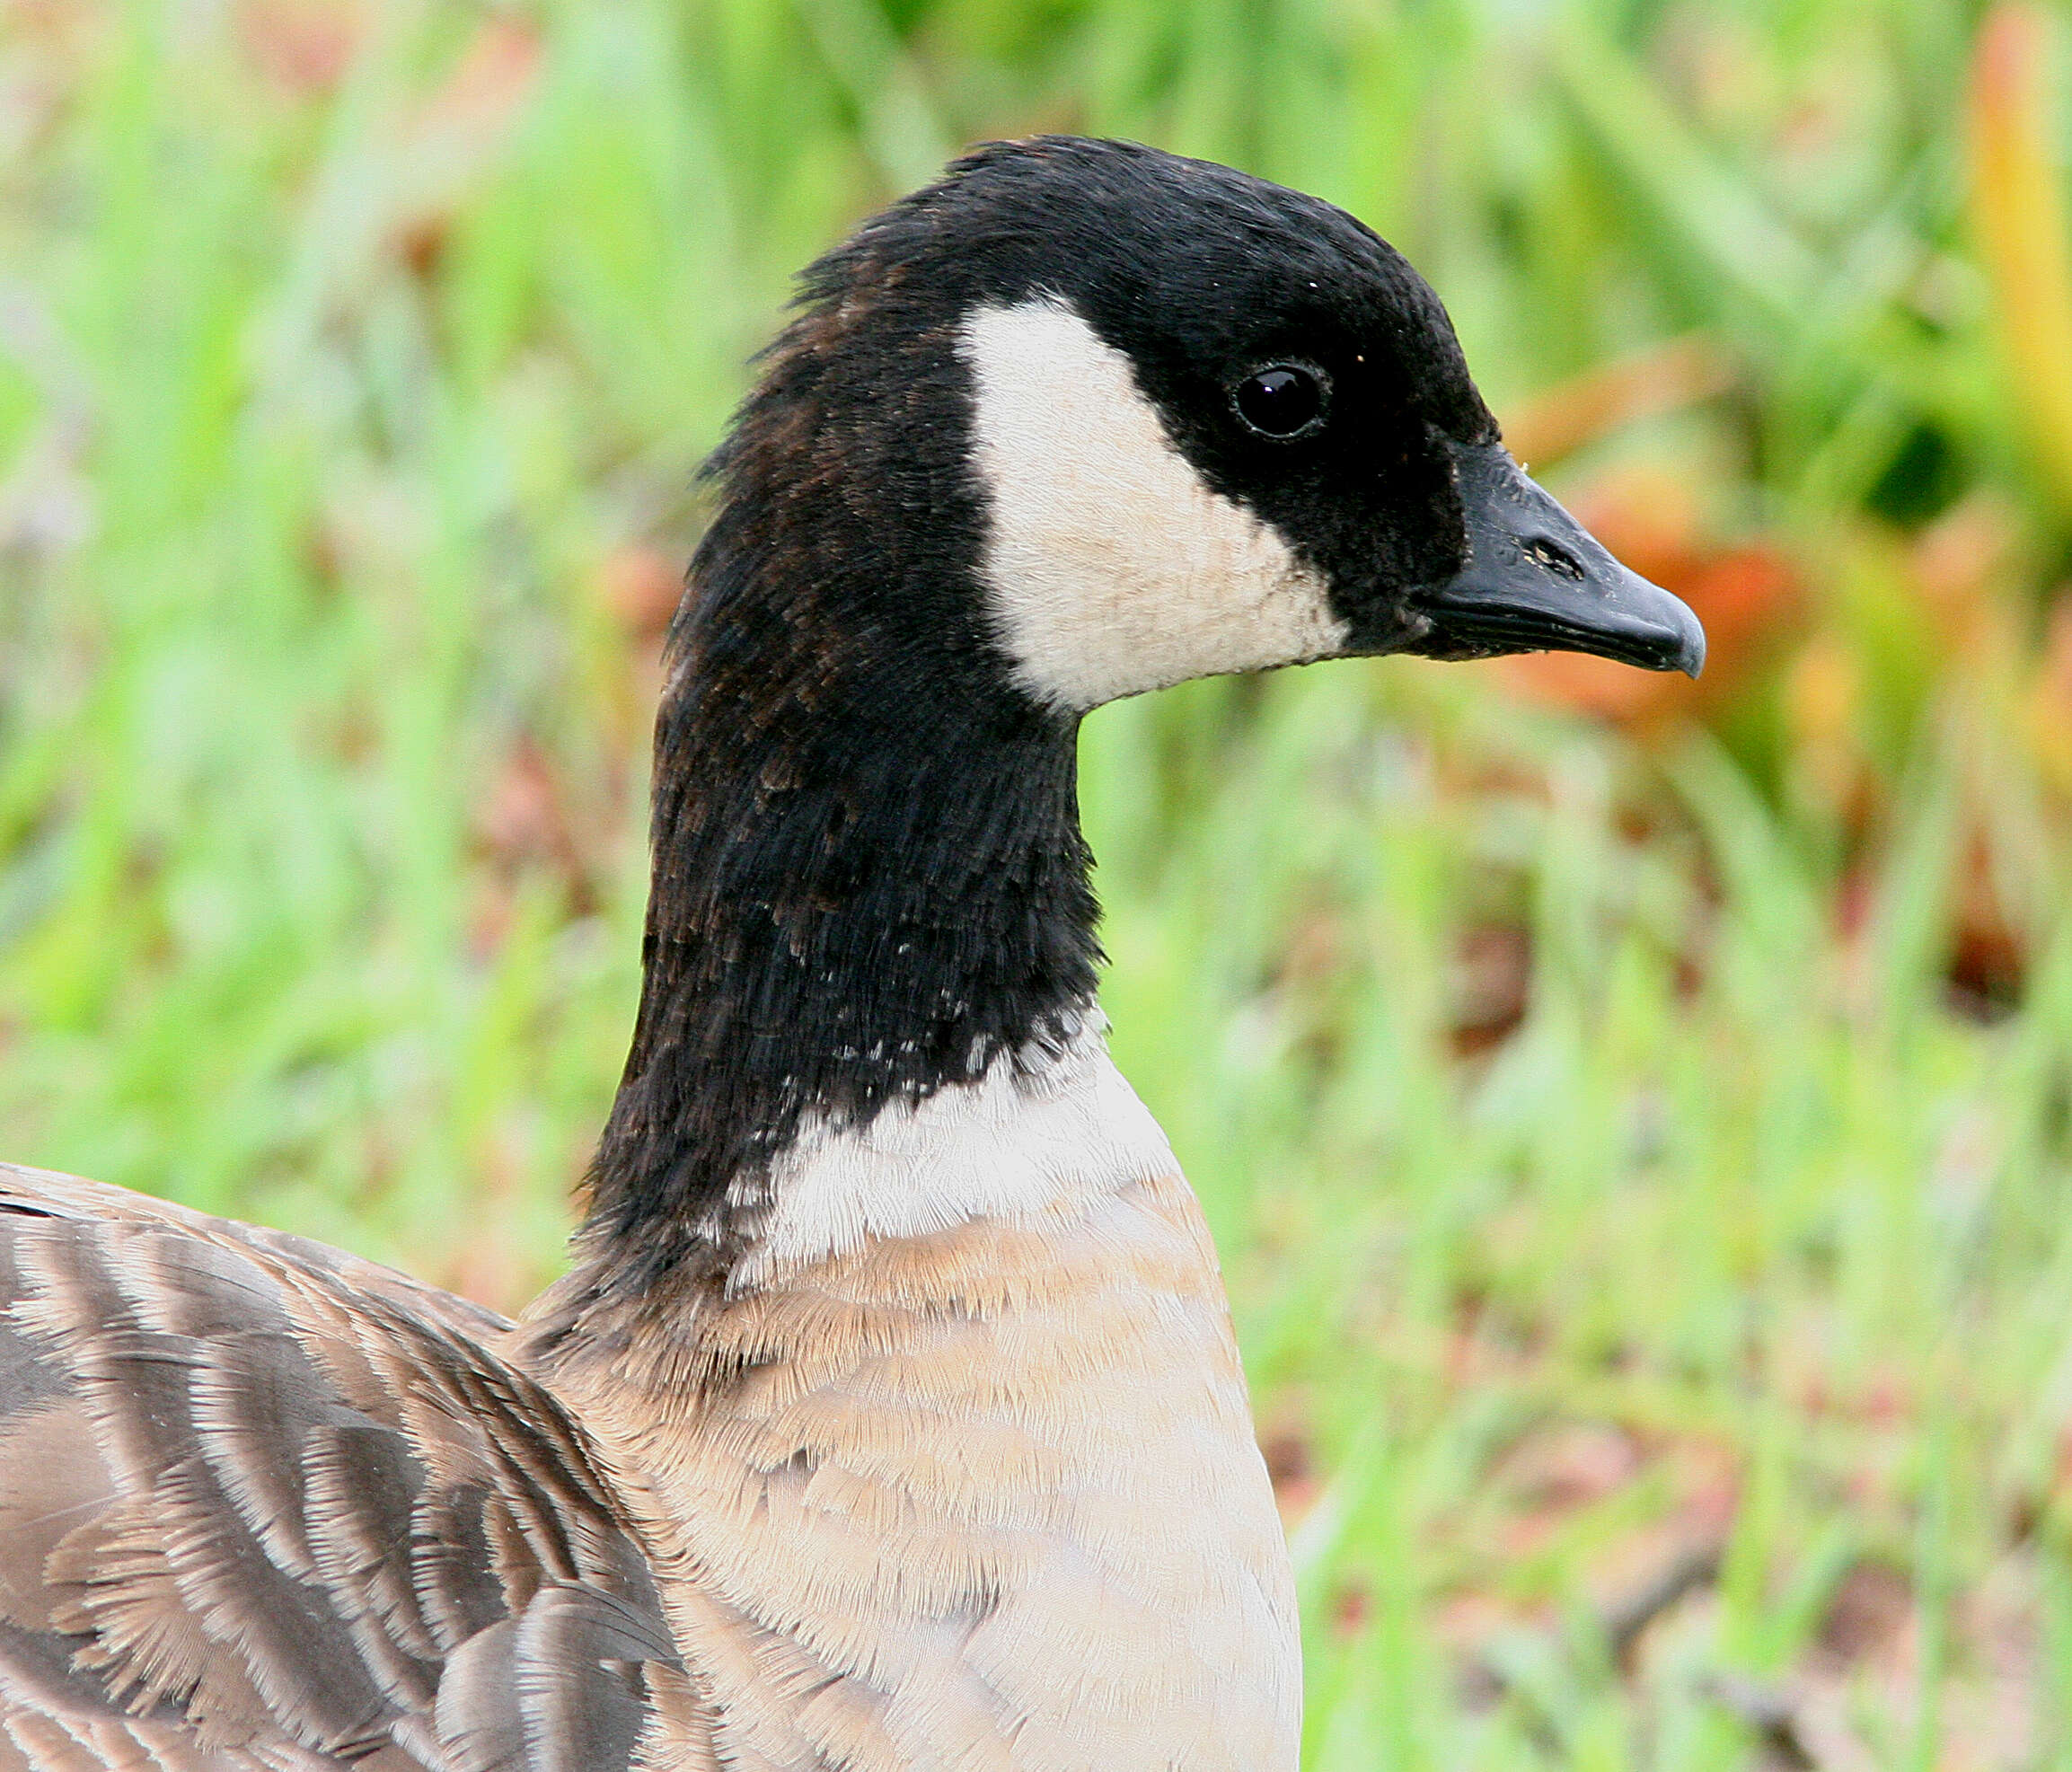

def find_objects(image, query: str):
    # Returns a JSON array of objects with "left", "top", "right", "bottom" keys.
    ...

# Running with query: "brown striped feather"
[{"left": 0, "top": 1164, "right": 694, "bottom": 1772}]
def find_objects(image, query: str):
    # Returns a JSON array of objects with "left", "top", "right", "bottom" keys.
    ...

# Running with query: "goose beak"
[{"left": 1406, "top": 441, "right": 1706, "bottom": 677}]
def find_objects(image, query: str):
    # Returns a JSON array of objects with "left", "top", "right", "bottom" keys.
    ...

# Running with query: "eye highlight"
[{"left": 1232, "top": 364, "right": 1327, "bottom": 439}]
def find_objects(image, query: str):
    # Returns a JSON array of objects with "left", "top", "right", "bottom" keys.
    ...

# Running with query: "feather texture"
[
  {"left": 0, "top": 1166, "right": 697, "bottom": 1772},
  {"left": 528, "top": 1039, "right": 1300, "bottom": 1772}
]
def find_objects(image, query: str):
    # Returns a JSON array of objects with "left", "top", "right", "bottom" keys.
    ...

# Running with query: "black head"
[{"left": 716, "top": 137, "right": 1702, "bottom": 717}]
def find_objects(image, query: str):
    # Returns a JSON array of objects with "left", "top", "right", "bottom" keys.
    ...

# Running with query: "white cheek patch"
[{"left": 961, "top": 297, "right": 1349, "bottom": 711}]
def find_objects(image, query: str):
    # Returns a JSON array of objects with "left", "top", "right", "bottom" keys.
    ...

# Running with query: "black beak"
[{"left": 1406, "top": 441, "right": 1706, "bottom": 677}]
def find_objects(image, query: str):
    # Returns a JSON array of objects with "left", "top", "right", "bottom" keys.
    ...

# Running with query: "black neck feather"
[{"left": 561, "top": 280, "right": 1102, "bottom": 1309}]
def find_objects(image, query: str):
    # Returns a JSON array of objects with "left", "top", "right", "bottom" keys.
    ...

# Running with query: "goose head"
[
  {"left": 570, "top": 137, "right": 1705, "bottom": 1300},
  {"left": 700, "top": 135, "right": 1699, "bottom": 727}
]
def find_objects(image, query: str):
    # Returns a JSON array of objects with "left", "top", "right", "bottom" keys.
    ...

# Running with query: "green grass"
[{"left": 5, "top": 1, "right": 2072, "bottom": 1765}]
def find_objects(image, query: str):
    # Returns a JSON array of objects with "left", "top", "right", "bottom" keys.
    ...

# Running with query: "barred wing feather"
[{"left": 0, "top": 1166, "right": 701, "bottom": 1772}]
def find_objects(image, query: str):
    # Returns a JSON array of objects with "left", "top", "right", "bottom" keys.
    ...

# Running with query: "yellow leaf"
[{"left": 1971, "top": 4, "right": 2072, "bottom": 509}]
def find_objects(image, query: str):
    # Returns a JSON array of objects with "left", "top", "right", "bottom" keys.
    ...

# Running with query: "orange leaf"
[
  {"left": 1499, "top": 335, "right": 1733, "bottom": 475},
  {"left": 1488, "top": 469, "right": 1798, "bottom": 731}
]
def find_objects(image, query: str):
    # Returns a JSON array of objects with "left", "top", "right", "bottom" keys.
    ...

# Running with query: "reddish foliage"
[
  {"left": 391, "top": 19, "right": 544, "bottom": 276},
  {"left": 470, "top": 737, "right": 599, "bottom": 955},
  {"left": 1816, "top": 1560, "right": 1913, "bottom": 1665},
  {"left": 237, "top": 0, "right": 367, "bottom": 92},
  {"left": 1501, "top": 336, "right": 1732, "bottom": 475},
  {"left": 1490, "top": 468, "right": 1798, "bottom": 730},
  {"left": 1450, "top": 922, "right": 1531, "bottom": 1056},
  {"left": 1949, "top": 831, "right": 2027, "bottom": 1019},
  {"left": 1497, "top": 1421, "right": 1641, "bottom": 1529},
  {"left": 600, "top": 544, "right": 685, "bottom": 640}
]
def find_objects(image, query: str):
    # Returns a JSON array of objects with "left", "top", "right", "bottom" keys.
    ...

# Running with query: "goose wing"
[{"left": 0, "top": 1165, "right": 703, "bottom": 1772}]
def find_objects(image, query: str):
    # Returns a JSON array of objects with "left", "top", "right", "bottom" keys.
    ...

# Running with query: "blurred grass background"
[{"left": 4, "top": 0, "right": 2072, "bottom": 1764}]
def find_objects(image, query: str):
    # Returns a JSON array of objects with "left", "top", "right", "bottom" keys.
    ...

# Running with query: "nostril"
[{"left": 1523, "top": 536, "right": 1586, "bottom": 580}]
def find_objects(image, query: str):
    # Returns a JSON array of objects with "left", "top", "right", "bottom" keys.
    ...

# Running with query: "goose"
[{"left": 0, "top": 137, "right": 1702, "bottom": 1772}]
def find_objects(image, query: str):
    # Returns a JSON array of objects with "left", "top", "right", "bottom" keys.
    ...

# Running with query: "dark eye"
[{"left": 1233, "top": 364, "right": 1327, "bottom": 438}]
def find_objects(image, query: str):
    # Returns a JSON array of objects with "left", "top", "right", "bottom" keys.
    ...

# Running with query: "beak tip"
[
  {"left": 1611, "top": 565, "right": 1706, "bottom": 678},
  {"left": 1673, "top": 608, "right": 1706, "bottom": 680}
]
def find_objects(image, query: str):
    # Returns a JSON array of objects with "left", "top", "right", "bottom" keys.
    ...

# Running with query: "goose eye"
[{"left": 1233, "top": 365, "right": 1326, "bottom": 438}]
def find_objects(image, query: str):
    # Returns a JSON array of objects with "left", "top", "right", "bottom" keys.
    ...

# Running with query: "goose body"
[{"left": 0, "top": 139, "right": 1701, "bottom": 1770}]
